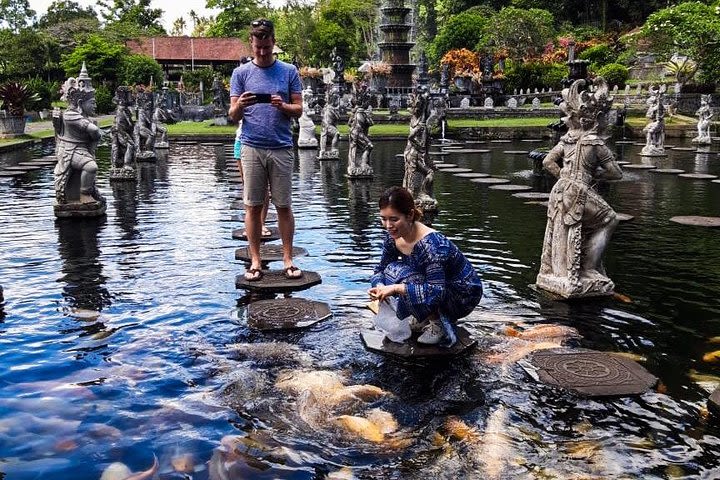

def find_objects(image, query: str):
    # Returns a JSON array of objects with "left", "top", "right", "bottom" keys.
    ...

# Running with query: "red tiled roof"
[{"left": 126, "top": 37, "right": 252, "bottom": 62}]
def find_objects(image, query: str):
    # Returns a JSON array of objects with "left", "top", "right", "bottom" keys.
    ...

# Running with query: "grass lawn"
[
  {"left": 624, "top": 114, "right": 696, "bottom": 127},
  {"left": 167, "top": 121, "right": 237, "bottom": 136},
  {"left": 448, "top": 117, "right": 558, "bottom": 128},
  {"left": 0, "top": 118, "right": 114, "bottom": 146}
]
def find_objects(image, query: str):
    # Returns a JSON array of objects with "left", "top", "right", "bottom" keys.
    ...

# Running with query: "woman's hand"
[{"left": 368, "top": 284, "right": 405, "bottom": 302}]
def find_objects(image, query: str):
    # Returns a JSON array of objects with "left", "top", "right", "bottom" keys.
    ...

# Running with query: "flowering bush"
[
  {"left": 540, "top": 37, "right": 600, "bottom": 64},
  {"left": 441, "top": 48, "right": 480, "bottom": 80},
  {"left": 299, "top": 66, "right": 323, "bottom": 78},
  {"left": 367, "top": 61, "right": 392, "bottom": 77}
]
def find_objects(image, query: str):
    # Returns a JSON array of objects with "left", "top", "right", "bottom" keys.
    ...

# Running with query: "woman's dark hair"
[{"left": 379, "top": 186, "right": 423, "bottom": 221}]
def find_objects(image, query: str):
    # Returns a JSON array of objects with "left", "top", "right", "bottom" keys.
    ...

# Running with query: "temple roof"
[{"left": 126, "top": 37, "right": 253, "bottom": 62}]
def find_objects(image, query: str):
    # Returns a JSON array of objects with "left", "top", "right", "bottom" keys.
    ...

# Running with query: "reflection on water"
[{"left": 0, "top": 138, "right": 719, "bottom": 478}]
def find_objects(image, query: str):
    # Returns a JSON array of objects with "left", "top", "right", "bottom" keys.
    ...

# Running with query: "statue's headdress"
[
  {"left": 61, "top": 62, "right": 95, "bottom": 107},
  {"left": 561, "top": 77, "right": 613, "bottom": 130}
]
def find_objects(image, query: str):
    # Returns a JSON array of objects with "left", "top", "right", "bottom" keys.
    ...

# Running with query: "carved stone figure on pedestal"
[
  {"left": 153, "top": 87, "right": 172, "bottom": 149},
  {"left": 692, "top": 94, "right": 713, "bottom": 145},
  {"left": 332, "top": 48, "right": 345, "bottom": 85},
  {"left": 53, "top": 65, "right": 106, "bottom": 218},
  {"left": 346, "top": 98, "right": 374, "bottom": 178},
  {"left": 297, "top": 85, "right": 318, "bottom": 148},
  {"left": 536, "top": 77, "right": 623, "bottom": 299},
  {"left": 212, "top": 74, "right": 228, "bottom": 126},
  {"left": 318, "top": 91, "right": 340, "bottom": 159},
  {"left": 402, "top": 86, "right": 437, "bottom": 211},
  {"left": 640, "top": 85, "right": 666, "bottom": 156},
  {"left": 134, "top": 91, "right": 156, "bottom": 161},
  {"left": 109, "top": 86, "right": 136, "bottom": 181}
]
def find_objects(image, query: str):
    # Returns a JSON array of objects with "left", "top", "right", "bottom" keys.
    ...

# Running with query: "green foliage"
[
  {"left": 119, "top": 54, "right": 164, "bottom": 86},
  {"left": 596, "top": 63, "right": 629, "bottom": 87},
  {"left": 37, "top": 0, "right": 96, "bottom": 27},
  {"left": 484, "top": 7, "right": 555, "bottom": 60},
  {"left": 0, "top": 81, "right": 40, "bottom": 115},
  {"left": 0, "top": 0, "right": 36, "bottom": 32},
  {"left": 97, "top": 0, "right": 165, "bottom": 36},
  {"left": 579, "top": 44, "right": 614, "bottom": 68},
  {"left": 181, "top": 67, "right": 216, "bottom": 97},
  {"left": 309, "top": 19, "right": 352, "bottom": 66},
  {"left": 24, "top": 77, "right": 56, "bottom": 110},
  {"left": 504, "top": 60, "right": 565, "bottom": 92},
  {"left": 429, "top": 10, "right": 490, "bottom": 66},
  {"left": 0, "top": 29, "right": 56, "bottom": 81},
  {"left": 204, "top": 0, "right": 267, "bottom": 37},
  {"left": 639, "top": 2, "right": 720, "bottom": 84},
  {"left": 307, "top": 0, "right": 378, "bottom": 66},
  {"left": 61, "top": 34, "right": 126, "bottom": 85},
  {"left": 94, "top": 84, "right": 113, "bottom": 114},
  {"left": 272, "top": 1, "right": 316, "bottom": 65}
]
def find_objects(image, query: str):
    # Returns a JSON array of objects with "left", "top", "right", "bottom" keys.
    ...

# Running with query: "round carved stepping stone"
[
  {"left": 231, "top": 211, "right": 278, "bottom": 223},
  {"left": 670, "top": 216, "right": 720, "bottom": 227},
  {"left": 521, "top": 139, "right": 544, "bottom": 142},
  {"left": 433, "top": 163, "right": 457, "bottom": 168},
  {"left": 1, "top": 166, "right": 34, "bottom": 171},
  {"left": 489, "top": 139, "right": 512, "bottom": 143},
  {"left": 227, "top": 177, "right": 244, "bottom": 184},
  {"left": 360, "top": 326, "right": 476, "bottom": 359},
  {"left": 446, "top": 149, "right": 491, "bottom": 154},
  {"left": 437, "top": 167, "right": 472, "bottom": 173},
  {"left": 235, "top": 245, "right": 308, "bottom": 263},
  {"left": 623, "top": 164, "right": 657, "bottom": 170},
  {"left": 672, "top": 146, "right": 695, "bottom": 151},
  {"left": 470, "top": 177, "right": 510, "bottom": 185},
  {"left": 616, "top": 213, "right": 634, "bottom": 222},
  {"left": 678, "top": 173, "right": 718, "bottom": 180},
  {"left": 454, "top": 172, "right": 490, "bottom": 179},
  {"left": 395, "top": 153, "right": 404, "bottom": 158},
  {"left": 512, "top": 192, "right": 550, "bottom": 200},
  {"left": 235, "top": 269, "right": 321, "bottom": 293},
  {"left": 14, "top": 163, "right": 43, "bottom": 170},
  {"left": 708, "top": 387, "right": 720, "bottom": 417},
  {"left": 502, "top": 150, "right": 529, "bottom": 155},
  {"left": 232, "top": 226, "right": 280, "bottom": 241},
  {"left": 0, "top": 170, "right": 28, "bottom": 177},
  {"left": 247, "top": 298, "right": 331, "bottom": 330},
  {"left": 19, "top": 160, "right": 56, "bottom": 166},
  {"left": 441, "top": 146, "right": 463, "bottom": 150},
  {"left": 428, "top": 151, "right": 450, "bottom": 156},
  {"left": 713, "top": 180, "right": 720, "bottom": 185},
  {"left": 651, "top": 168, "right": 685, "bottom": 174},
  {"left": 488, "top": 184, "right": 532, "bottom": 191},
  {"left": 617, "top": 161, "right": 631, "bottom": 166},
  {"left": 525, "top": 348, "right": 658, "bottom": 397},
  {"left": 525, "top": 200, "right": 549, "bottom": 207},
  {"left": 615, "top": 140, "right": 635, "bottom": 144}
]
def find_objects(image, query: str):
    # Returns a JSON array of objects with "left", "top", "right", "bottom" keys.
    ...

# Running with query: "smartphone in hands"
[{"left": 252, "top": 93, "right": 272, "bottom": 103}]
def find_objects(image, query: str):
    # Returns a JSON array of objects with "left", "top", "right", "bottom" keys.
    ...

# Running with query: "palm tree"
[{"left": 171, "top": 16, "right": 186, "bottom": 36}]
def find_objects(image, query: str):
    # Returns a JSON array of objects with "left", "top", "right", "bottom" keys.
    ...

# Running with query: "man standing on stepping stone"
[{"left": 229, "top": 18, "right": 303, "bottom": 281}]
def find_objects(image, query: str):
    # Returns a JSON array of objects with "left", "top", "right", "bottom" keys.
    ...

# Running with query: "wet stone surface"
[
  {"left": 235, "top": 269, "right": 321, "bottom": 293},
  {"left": 454, "top": 172, "right": 491, "bottom": 179},
  {"left": 512, "top": 192, "right": 551, "bottom": 200},
  {"left": 652, "top": 169, "right": 685, "bottom": 174},
  {"left": 247, "top": 298, "right": 331, "bottom": 330},
  {"left": 470, "top": 177, "right": 511, "bottom": 185},
  {"left": 232, "top": 226, "right": 281, "bottom": 242},
  {"left": 488, "top": 184, "right": 532, "bottom": 191},
  {"left": 670, "top": 216, "right": 720, "bottom": 227},
  {"left": 437, "top": 167, "right": 473, "bottom": 173},
  {"left": 624, "top": 164, "right": 657, "bottom": 170},
  {"left": 678, "top": 173, "right": 718, "bottom": 180},
  {"left": 360, "top": 326, "right": 477, "bottom": 359},
  {"left": 235, "top": 245, "right": 308, "bottom": 264},
  {"left": 525, "top": 348, "right": 658, "bottom": 397}
]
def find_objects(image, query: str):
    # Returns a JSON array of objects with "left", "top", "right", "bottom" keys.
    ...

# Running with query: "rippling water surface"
[{"left": 1, "top": 137, "right": 719, "bottom": 479}]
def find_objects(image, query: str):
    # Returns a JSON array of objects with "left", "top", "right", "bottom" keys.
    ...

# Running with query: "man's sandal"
[
  {"left": 261, "top": 227, "right": 272, "bottom": 237},
  {"left": 284, "top": 266, "right": 303, "bottom": 279},
  {"left": 244, "top": 268, "right": 263, "bottom": 281}
]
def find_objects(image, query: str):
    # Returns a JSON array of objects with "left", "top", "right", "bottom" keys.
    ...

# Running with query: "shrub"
[
  {"left": 596, "top": 63, "right": 629, "bottom": 88},
  {"left": 0, "top": 82, "right": 41, "bottom": 116},
  {"left": 119, "top": 54, "right": 164, "bottom": 87},
  {"left": 182, "top": 67, "right": 216, "bottom": 94},
  {"left": 24, "top": 76, "right": 54, "bottom": 111},
  {"left": 579, "top": 44, "right": 614, "bottom": 68},
  {"left": 94, "top": 84, "right": 113, "bottom": 114},
  {"left": 505, "top": 61, "right": 566, "bottom": 92}
]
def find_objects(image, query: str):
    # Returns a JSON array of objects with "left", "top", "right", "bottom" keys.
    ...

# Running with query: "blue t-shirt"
[{"left": 230, "top": 60, "right": 302, "bottom": 149}]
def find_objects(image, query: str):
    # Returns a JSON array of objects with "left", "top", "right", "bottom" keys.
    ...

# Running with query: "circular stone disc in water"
[
  {"left": 470, "top": 177, "right": 511, "bottom": 185},
  {"left": 525, "top": 200, "right": 549, "bottom": 207},
  {"left": 489, "top": 139, "right": 512, "bottom": 143},
  {"left": 521, "top": 139, "right": 545, "bottom": 142},
  {"left": 438, "top": 167, "right": 473, "bottom": 173},
  {"left": 678, "top": 173, "right": 718, "bottom": 180},
  {"left": 235, "top": 245, "right": 307, "bottom": 263},
  {"left": 616, "top": 161, "right": 631, "bottom": 166},
  {"left": 526, "top": 348, "right": 658, "bottom": 396},
  {"left": 428, "top": 151, "right": 450, "bottom": 156},
  {"left": 670, "top": 216, "right": 720, "bottom": 227},
  {"left": 454, "top": 172, "right": 491, "bottom": 179},
  {"left": 248, "top": 298, "right": 331, "bottom": 330},
  {"left": 235, "top": 269, "right": 322, "bottom": 293},
  {"left": 447, "top": 149, "right": 491, "bottom": 154},
  {"left": 232, "top": 226, "right": 280, "bottom": 242},
  {"left": 502, "top": 150, "right": 530, "bottom": 155},
  {"left": 395, "top": 153, "right": 404, "bottom": 158},
  {"left": 651, "top": 169, "right": 685, "bottom": 174},
  {"left": 616, "top": 213, "right": 634, "bottom": 222},
  {"left": 615, "top": 140, "right": 635, "bottom": 144},
  {"left": 488, "top": 184, "right": 532, "bottom": 191},
  {"left": 712, "top": 179, "right": 720, "bottom": 184},
  {"left": 0, "top": 170, "right": 27, "bottom": 177},
  {"left": 623, "top": 164, "right": 657, "bottom": 170},
  {"left": 512, "top": 192, "right": 550, "bottom": 200},
  {"left": 433, "top": 163, "right": 457, "bottom": 168},
  {"left": 672, "top": 146, "right": 695, "bottom": 151},
  {"left": 1, "top": 166, "right": 34, "bottom": 171}
]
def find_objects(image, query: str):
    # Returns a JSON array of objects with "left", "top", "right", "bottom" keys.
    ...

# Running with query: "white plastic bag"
[{"left": 374, "top": 297, "right": 412, "bottom": 343}]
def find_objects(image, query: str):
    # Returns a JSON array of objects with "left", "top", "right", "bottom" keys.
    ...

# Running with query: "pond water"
[{"left": 1, "top": 136, "right": 719, "bottom": 479}]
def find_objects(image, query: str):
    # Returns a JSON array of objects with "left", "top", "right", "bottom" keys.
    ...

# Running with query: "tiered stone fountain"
[{"left": 378, "top": 0, "right": 415, "bottom": 98}]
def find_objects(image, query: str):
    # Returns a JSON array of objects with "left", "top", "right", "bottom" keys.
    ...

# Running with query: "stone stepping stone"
[
  {"left": 1, "top": 166, "right": 34, "bottom": 171},
  {"left": 678, "top": 173, "right": 718, "bottom": 180},
  {"left": 525, "top": 200, "right": 549, "bottom": 207},
  {"left": 713, "top": 180, "right": 720, "bottom": 185},
  {"left": 670, "top": 216, "right": 720, "bottom": 227},
  {"left": 709, "top": 387, "right": 720, "bottom": 418},
  {"left": 633, "top": 142, "right": 646, "bottom": 146},
  {"left": 232, "top": 226, "right": 280, "bottom": 241},
  {"left": 489, "top": 139, "right": 512, "bottom": 143},
  {"left": 394, "top": 153, "right": 404, "bottom": 158},
  {"left": 615, "top": 140, "right": 635, "bottom": 144},
  {"left": 525, "top": 348, "right": 657, "bottom": 397},
  {"left": 623, "top": 164, "right": 657, "bottom": 170},
  {"left": 470, "top": 177, "right": 510, "bottom": 185},
  {"left": 617, "top": 213, "right": 634, "bottom": 222},
  {"left": 672, "top": 147, "right": 695, "bottom": 151},
  {"left": 227, "top": 177, "right": 244, "bottom": 184},
  {"left": 360, "top": 326, "right": 476, "bottom": 359},
  {"left": 520, "top": 139, "right": 545, "bottom": 142},
  {"left": 235, "top": 245, "right": 308, "bottom": 264},
  {"left": 428, "top": 151, "right": 450, "bottom": 156},
  {"left": 433, "top": 163, "right": 457, "bottom": 168},
  {"left": 441, "top": 146, "right": 464, "bottom": 150},
  {"left": 488, "top": 184, "right": 532, "bottom": 192},
  {"left": 231, "top": 211, "right": 278, "bottom": 223},
  {"left": 512, "top": 192, "right": 550, "bottom": 200},
  {"left": 235, "top": 269, "right": 321, "bottom": 293},
  {"left": 617, "top": 161, "right": 631, "bottom": 166},
  {"left": 446, "top": 149, "right": 491, "bottom": 154},
  {"left": 454, "top": 172, "right": 490, "bottom": 179},
  {"left": 15, "top": 162, "right": 46, "bottom": 169},
  {"left": 503, "top": 150, "right": 530, "bottom": 155},
  {"left": 651, "top": 169, "right": 685, "bottom": 174},
  {"left": 0, "top": 170, "right": 28, "bottom": 177},
  {"left": 437, "top": 167, "right": 472, "bottom": 173},
  {"left": 247, "top": 298, "right": 331, "bottom": 331}
]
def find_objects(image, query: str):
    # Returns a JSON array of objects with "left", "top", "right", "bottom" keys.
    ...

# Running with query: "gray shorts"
[{"left": 241, "top": 146, "right": 294, "bottom": 208}]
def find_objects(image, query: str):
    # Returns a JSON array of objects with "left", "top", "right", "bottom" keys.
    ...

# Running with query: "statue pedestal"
[
  {"left": 318, "top": 150, "right": 340, "bottom": 161},
  {"left": 639, "top": 146, "right": 666, "bottom": 157},
  {"left": 136, "top": 151, "right": 157, "bottom": 162},
  {"left": 109, "top": 167, "right": 136, "bottom": 182},
  {"left": 297, "top": 115, "right": 318, "bottom": 148},
  {"left": 54, "top": 199, "right": 106, "bottom": 218},
  {"left": 535, "top": 272, "right": 614, "bottom": 299},
  {"left": 345, "top": 170, "right": 373, "bottom": 180},
  {"left": 155, "top": 141, "right": 169, "bottom": 149},
  {"left": 213, "top": 115, "right": 228, "bottom": 126},
  {"left": 692, "top": 136, "right": 712, "bottom": 146}
]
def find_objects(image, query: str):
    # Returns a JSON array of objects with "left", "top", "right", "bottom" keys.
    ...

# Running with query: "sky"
[{"left": 27, "top": 0, "right": 221, "bottom": 34}]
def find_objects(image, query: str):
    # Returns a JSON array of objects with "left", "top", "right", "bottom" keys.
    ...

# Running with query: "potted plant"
[
  {"left": 0, "top": 82, "right": 40, "bottom": 138},
  {"left": 367, "top": 61, "right": 392, "bottom": 92},
  {"left": 299, "top": 66, "right": 323, "bottom": 91}
]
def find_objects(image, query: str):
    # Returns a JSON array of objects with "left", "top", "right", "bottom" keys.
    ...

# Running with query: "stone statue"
[
  {"left": 153, "top": 87, "right": 172, "bottom": 149},
  {"left": 109, "top": 86, "right": 136, "bottom": 181},
  {"left": 297, "top": 85, "right": 318, "bottom": 148},
  {"left": 332, "top": 48, "right": 345, "bottom": 84},
  {"left": 692, "top": 94, "right": 713, "bottom": 145},
  {"left": 402, "top": 86, "right": 437, "bottom": 211},
  {"left": 134, "top": 90, "right": 156, "bottom": 161},
  {"left": 536, "top": 77, "right": 623, "bottom": 299},
  {"left": 212, "top": 74, "right": 228, "bottom": 125},
  {"left": 346, "top": 96, "right": 374, "bottom": 177},
  {"left": 319, "top": 91, "right": 340, "bottom": 159},
  {"left": 53, "top": 64, "right": 106, "bottom": 217},
  {"left": 641, "top": 85, "right": 666, "bottom": 156}
]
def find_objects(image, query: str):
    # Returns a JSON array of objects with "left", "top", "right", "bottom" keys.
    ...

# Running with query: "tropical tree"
[
  {"left": 0, "top": 29, "right": 55, "bottom": 81},
  {"left": 482, "top": 7, "right": 555, "bottom": 61},
  {"left": 61, "top": 34, "right": 126, "bottom": 84},
  {"left": 189, "top": 10, "right": 214, "bottom": 37},
  {"left": 37, "top": 0, "right": 96, "bottom": 27},
  {"left": 119, "top": 54, "right": 164, "bottom": 85},
  {"left": 171, "top": 16, "right": 186, "bottom": 36},
  {"left": 204, "top": 0, "right": 267, "bottom": 37},
  {"left": 271, "top": 1, "right": 316, "bottom": 65},
  {"left": 429, "top": 8, "right": 492, "bottom": 65},
  {"left": 97, "top": 0, "right": 166, "bottom": 37},
  {"left": 0, "top": 0, "right": 35, "bottom": 32}
]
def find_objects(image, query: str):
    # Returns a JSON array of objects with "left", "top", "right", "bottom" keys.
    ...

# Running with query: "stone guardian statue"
[
  {"left": 536, "top": 77, "right": 623, "bottom": 299},
  {"left": 297, "top": 85, "right": 318, "bottom": 148},
  {"left": 134, "top": 90, "right": 156, "bottom": 161},
  {"left": 109, "top": 86, "right": 136, "bottom": 181},
  {"left": 153, "top": 87, "right": 172, "bottom": 149},
  {"left": 53, "top": 64, "right": 106, "bottom": 217},
  {"left": 692, "top": 94, "right": 713, "bottom": 145},
  {"left": 318, "top": 91, "right": 340, "bottom": 159},
  {"left": 346, "top": 104, "right": 374, "bottom": 178},
  {"left": 640, "top": 85, "right": 667, "bottom": 156},
  {"left": 402, "top": 86, "right": 437, "bottom": 211}
]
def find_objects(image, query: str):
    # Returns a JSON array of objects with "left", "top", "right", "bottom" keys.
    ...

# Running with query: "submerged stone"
[
  {"left": 235, "top": 269, "right": 321, "bottom": 293},
  {"left": 360, "top": 326, "right": 476, "bottom": 359}
]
